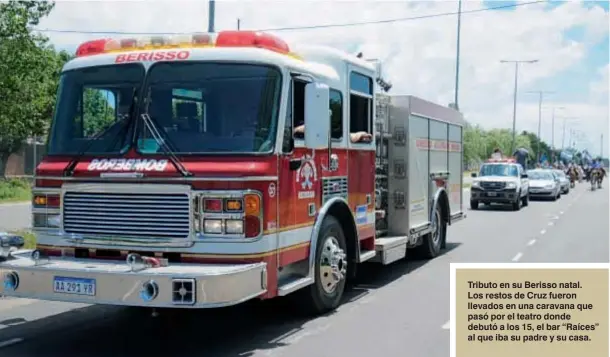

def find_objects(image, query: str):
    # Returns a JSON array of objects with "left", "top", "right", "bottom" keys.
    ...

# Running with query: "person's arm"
[{"left": 350, "top": 131, "right": 373, "bottom": 143}]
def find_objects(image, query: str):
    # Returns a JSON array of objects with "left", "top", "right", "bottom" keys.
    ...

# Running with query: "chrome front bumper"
[{"left": 0, "top": 251, "right": 267, "bottom": 308}]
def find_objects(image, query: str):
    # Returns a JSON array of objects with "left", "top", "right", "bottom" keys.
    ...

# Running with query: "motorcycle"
[
  {"left": 590, "top": 170, "right": 600, "bottom": 190},
  {"left": 568, "top": 170, "right": 577, "bottom": 188}
]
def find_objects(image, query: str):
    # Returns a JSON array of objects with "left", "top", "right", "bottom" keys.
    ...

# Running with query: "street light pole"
[
  {"left": 527, "top": 90, "right": 553, "bottom": 163},
  {"left": 562, "top": 118, "right": 566, "bottom": 149},
  {"left": 500, "top": 59, "right": 538, "bottom": 155},
  {"left": 208, "top": 0, "right": 216, "bottom": 33},
  {"left": 551, "top": 106, "right": 565, "bottom": 150},
  {"left": 453, "top": 0, "right": 462, "bottom": 111}
]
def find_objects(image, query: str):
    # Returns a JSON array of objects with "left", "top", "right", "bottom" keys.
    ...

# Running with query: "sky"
[{"left": 36, "top": 0, "right": 609, "bottom": 157}]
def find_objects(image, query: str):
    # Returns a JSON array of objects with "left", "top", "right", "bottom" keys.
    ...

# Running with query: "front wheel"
[
  {"left": 521, "top": 192, "right": 529, "bottom": 207},
  {"left": 297, "top": 216, "right": 348, "bottom": 315},
  {"left": 470, "top": 200, "right": 479, "bottom": 210}
]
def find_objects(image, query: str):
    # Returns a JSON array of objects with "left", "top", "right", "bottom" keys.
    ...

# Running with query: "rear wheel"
[
  {"left": 414, "top": 205, "right": 446, "bottom": 259},
  {"left": 297, "top": 216, "right": 348, "bottom": 315}
]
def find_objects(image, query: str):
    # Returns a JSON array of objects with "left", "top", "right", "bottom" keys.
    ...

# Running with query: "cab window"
[{"left": 349, "top": 72, "right": 373, "bottom": 138}]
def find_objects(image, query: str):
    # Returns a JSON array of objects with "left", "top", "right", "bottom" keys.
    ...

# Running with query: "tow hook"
[
  {"left": 31, "top": 249, "right": 51, "bottom": 266},
  {"left": 126, "top": 253, "right": 168, "bottom": 272}
]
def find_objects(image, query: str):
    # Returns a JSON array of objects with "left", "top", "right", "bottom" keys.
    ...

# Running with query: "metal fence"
[{"left": 3, "top": 143, "right": 46, "bottom": 177}]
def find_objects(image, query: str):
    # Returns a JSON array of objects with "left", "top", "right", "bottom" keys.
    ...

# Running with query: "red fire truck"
[{"left": 0, "top": 31, "right": 466, "bottom": 314}]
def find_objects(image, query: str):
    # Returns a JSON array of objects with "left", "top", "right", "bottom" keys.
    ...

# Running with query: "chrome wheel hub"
[
  {"left": 319, "top": 236, "right": 347, "bottom": 294},
  {"left": 431, "top": 209, "right": 441, "bottom": 245}
]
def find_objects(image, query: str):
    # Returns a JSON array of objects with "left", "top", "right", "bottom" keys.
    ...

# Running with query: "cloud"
[{"left": 38, "top": 0, "right": 609, "bottom": 155}]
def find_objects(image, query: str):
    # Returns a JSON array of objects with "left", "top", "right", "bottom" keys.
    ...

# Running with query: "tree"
[{"left": 0, "top": 0, "right": 68, "bottom": 176}]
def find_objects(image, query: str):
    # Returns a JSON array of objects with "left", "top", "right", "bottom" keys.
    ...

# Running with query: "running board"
[
  {"left": 277, "top": 276, "right": 314, "bottom": 296},
  {"left": 370, "top": 236, "right": 408, "bottom": 265},
  {"left": 359, "top": 250, "right": 376, "bottom": 262}
]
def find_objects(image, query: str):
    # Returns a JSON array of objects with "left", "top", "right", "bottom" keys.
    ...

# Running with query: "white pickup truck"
[{"left": 469, "top": 159, "right": 529, "bottom": 211}]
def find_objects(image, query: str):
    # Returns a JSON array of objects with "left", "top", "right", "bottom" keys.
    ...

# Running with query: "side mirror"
[
  {"left": 521, "top": 173, "right": 528, "bottom": 179},
  {"left": 304, "top": 82, "right": 330, "bottom": 150},
  {"left": 470, "top": 172, "right": 477, "bottom": 178}
]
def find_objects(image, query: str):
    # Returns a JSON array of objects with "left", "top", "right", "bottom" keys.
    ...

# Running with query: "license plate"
[
  {"left": 530, "top": 189, "right": 540, "bottom": 193},
  {"left": 53, "top": 276, "right": 96, "bottom": 296},
  {"left": 486, "top": 192, "right": 497, "bottom": 197}
]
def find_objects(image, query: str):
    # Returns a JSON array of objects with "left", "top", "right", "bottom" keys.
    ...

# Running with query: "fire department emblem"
[
  {"left": 296, "top": 153, "right": 317, "bottom": 199},
  {"left": 268, "top": 183, "right": 276, "bottom": 198}
]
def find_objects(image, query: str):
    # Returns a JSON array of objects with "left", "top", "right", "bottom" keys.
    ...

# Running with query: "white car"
[
  {"left": 470, "top": 160, "right": 529, "bottom": 211},
  {"left": 552, "top": 169, "right": 570, "bottom": 194},
  {"left": 528, "top": 169, "right": 561, "bottom": 201}
]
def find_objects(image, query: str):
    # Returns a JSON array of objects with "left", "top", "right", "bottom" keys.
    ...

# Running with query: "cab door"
[
  {"left": 278, "top": 76, "right": 317, "bottom": 267},
  {"left": 346, "top": 69, "right": 376, "bottom": 241}
]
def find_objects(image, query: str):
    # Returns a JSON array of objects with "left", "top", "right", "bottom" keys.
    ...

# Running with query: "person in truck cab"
[
  {"left": 293, "top": 124, "right": 373, "bottom": 143},
  {"left": 490, "top": 147, "right": 502, "bottom": 160}
]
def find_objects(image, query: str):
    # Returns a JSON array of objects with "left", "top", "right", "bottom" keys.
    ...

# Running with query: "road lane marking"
[
  {"left": 552, "top": 216, "right": 559, "bottom": 220},
  {"left": 527, "top": 239, "right": 536, "bottom": 246},
  {"left": 548, "top": 222, "right": 554, "bottom": 226},
  {"left": 512, "top": 252, "right": 523, "bottom": 262},
  {"left": 442, "top": 321, "right": 450, "bottom": 329},
  {"left": 559, "top": 211, "right": 564, "bottom": 215},
  {"left": 0, "top": 338, "right": 24, "bottom": 348},
  {"left": 540, "top": 229, "right": 546, "bottom": 235}
]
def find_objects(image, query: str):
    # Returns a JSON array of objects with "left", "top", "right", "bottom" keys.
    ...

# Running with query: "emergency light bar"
[
  {"left": 75, "top": 31, "right": 291, "bottom": 58},
  {"left": 486, "top": 158, "right": 517, "bottom": 163}
]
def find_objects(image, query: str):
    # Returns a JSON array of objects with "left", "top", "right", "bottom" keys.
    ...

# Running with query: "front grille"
[
  {"left": 480, "top": 181, "right": 506, "bottom": 190},
  {"left": 63, "top": 192, "right": 190, "bottom": 239}
]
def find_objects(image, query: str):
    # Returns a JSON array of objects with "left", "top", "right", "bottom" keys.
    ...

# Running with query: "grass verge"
[{"left": 0, "top": 178, "right": 32, "bottom": 203}]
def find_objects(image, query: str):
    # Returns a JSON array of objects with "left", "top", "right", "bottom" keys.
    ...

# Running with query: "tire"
[
  {"left": 297, "top": 216, "right": 348, "bottom": 315},
  {"left": 521, "top": 192, "right": 529, "bottom": 207},
  {"left": 414, "top": 205, "right": 446, "bottom": 259},
  {"left": 470, "top": 200, "right": 478, "bottom": 210}
]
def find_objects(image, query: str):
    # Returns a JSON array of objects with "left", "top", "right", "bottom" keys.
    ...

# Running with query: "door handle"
[{"left": 289, "top": 158, "right": 302, "bottom": 171}]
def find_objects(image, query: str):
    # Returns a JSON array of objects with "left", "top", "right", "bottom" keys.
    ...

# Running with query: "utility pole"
[
  {"left": 562, "top": 118, "right": 566, "bottom": 149},
  {"left": 208, "top": 0, "right": 216, "bottom": 33},
  {"left": 550, "top": 106, "right": 565, "bottom": 152},
  {"left": 237, "top": 18, "right": 241, "bottom": 30},
  {"left": 453, "top": 0, "right": 462, "bottom": 111},
  {"left": 527, "top": 90, "right": 553, "bottom": 163},
  {"left": 500, "top": 59, "right": 538, "bottom": 155}
]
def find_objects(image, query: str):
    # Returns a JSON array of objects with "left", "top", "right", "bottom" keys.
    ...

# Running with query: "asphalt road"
[
  {"left": 0, "top": 183, "right": 607, "bottom": 357},
  {"left": 0, "top": 202, "right": 30, "bottom": 232}
]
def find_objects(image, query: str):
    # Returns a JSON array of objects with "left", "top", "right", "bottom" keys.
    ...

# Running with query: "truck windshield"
[
  {"left": 479, "top": 164, "right": 518, "bottom": 177},
  {"left": 47, "top": 64, "right": 145, "bottom": 155},
  {"left": 137, "top": 62, "right": 282, "bottom": 154}
]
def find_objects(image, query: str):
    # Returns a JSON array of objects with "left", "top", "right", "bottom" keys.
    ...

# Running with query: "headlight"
[
  {"left": 203, "top": 219, "right": 223, "bottom": 234},
  {"left": 545, "top": 184, "right": 554, "bottom": 189},
  {"left": 472, "top": 181, "right": 480, "bottom": 187},
  {"left": 32, "top": 213, "right": 60, "bottom": 228},
  {"left": 225, "top": 220, "right": 244, "bottom": 234},
  {"left": 506, "top": 182, "right": 517, "bottom": 189}
]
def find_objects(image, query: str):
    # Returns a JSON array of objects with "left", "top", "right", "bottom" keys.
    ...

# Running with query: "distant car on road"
[
  {"left": 552, "top": 169, "right": 570, "bottom": 194},
  {"left": 527, "top": 169, "right": 561, "bottom": 201}
]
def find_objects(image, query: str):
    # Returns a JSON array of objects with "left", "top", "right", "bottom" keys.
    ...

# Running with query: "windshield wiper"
[
  {"left": 140, "top": 113, "right": 192, "bottom": 177},
  {"left": 63, "top": 89, "right": 139, "bottom": 177},
  {"left": 63, "top": 118, "right": 129, "bottom": 177}
]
